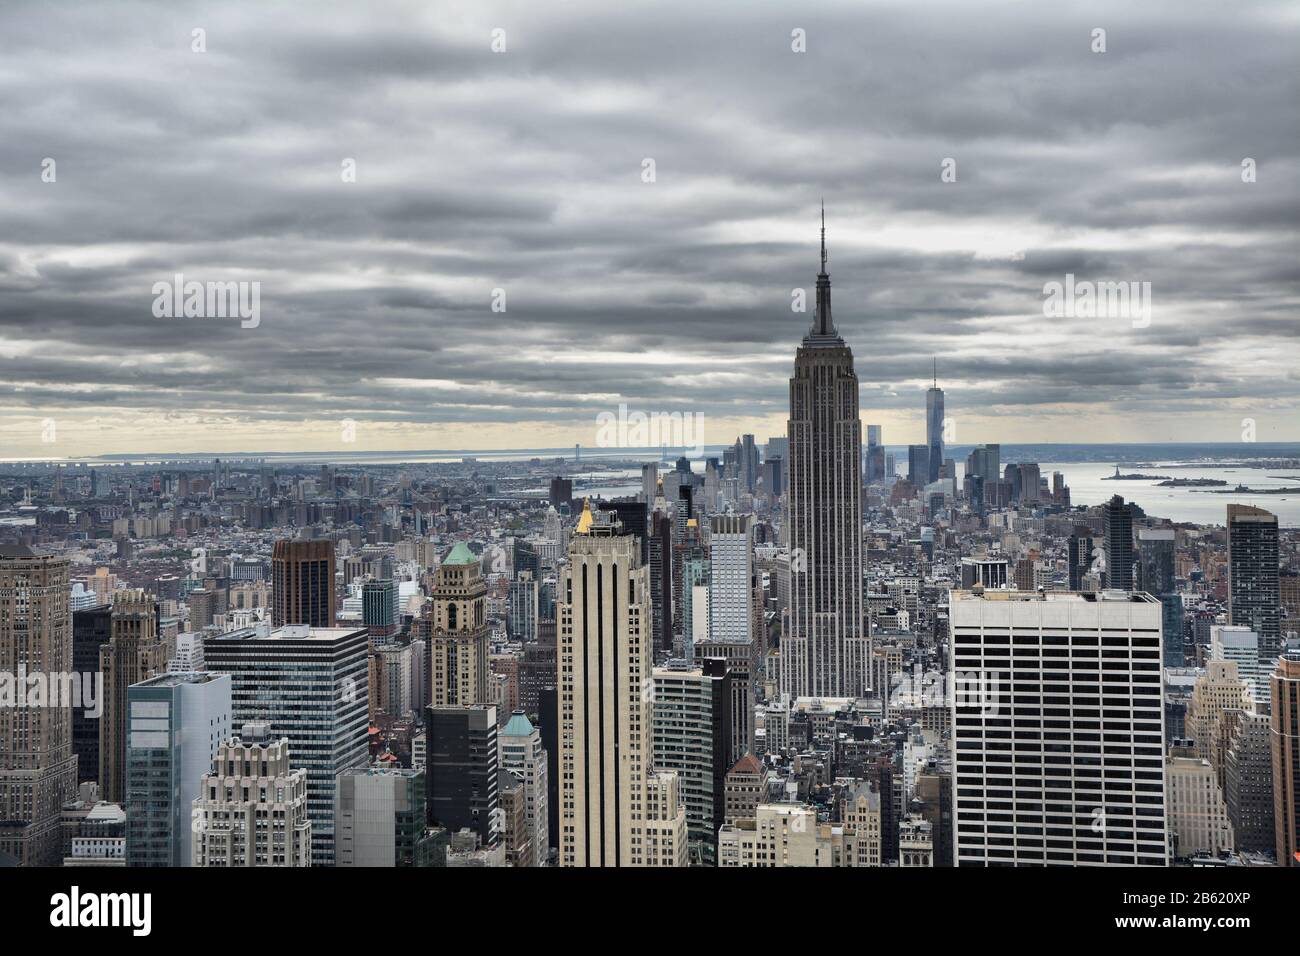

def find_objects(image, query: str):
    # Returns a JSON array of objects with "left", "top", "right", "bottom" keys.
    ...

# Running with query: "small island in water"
[
  {"left": 1156, "top": 477, "right": 1228, "bottom": 487},
  {"left": 1103, "top": 465, "right": 1171, "bottom": 481}
]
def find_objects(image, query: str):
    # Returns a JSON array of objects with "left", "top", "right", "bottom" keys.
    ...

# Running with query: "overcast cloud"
[{"left": 1, "top": 0, "right": 1297, "bottom": 457}]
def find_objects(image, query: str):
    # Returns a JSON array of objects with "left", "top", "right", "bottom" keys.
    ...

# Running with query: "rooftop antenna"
[{"left": 820, "top": 198, "right": 827, "bottom": 274}]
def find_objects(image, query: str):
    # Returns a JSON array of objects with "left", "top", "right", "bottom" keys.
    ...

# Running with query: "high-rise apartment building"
[
  {"left": 783, "top": 215, "right": 867, "bottom": 699},
  {"left": 949, "top": 589, "right": 1167, "bottom": 866},
  {"left": 271, "top": 537, "right": 337, "bottom": 628},
  {"left": 557, "top": 502, "right": 688, "bottom": 866},
  {"left": 204, "top": 624, "right": 370, "bottom": 866},
  {"left": 1227, "top": 505, "right": 1281, "bottom": 661},
  {"left": 124, "top": 672, "right": 231, "bottom": 867},
  {"left": 192, "top": 720, "right": 311, "bottom": 867},
  {"left": 0, "top": 546, "right": 78, "bottom": 866},
  {"left": 429, "top": 543, "right": 489, "bottom": 706}
]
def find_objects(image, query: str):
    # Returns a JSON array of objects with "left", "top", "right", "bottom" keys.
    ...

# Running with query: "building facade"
[
  {"left": 782, "top": 218, "right": 867, "bottom": 699},
  {"left": 0, "top": 546, "right": 78, "bottom": 866},
  {"left": 557, "top": 502, "right": 687, "bottom": 866},
  {"left": 124, "top": 672, "right": 231, "bottom": 867},
  {"left": 192, "top": 721, "right": 311, "bottom": 867},
  {"left": 429, "top": 543, "right": 490, "bottom": 707},
  {"left": 949, "top": 589, "right": 1167, "bottom": 866},
  {"left": 271, "top": 538, "right": 337, "bottom": 629},
  {"left": 204, "top": 624, "right": 369, "bottom": 866}
]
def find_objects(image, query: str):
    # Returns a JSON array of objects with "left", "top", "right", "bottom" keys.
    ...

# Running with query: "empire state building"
[{"left": 782, "top": 210, "right": 868, "bottom": 698}]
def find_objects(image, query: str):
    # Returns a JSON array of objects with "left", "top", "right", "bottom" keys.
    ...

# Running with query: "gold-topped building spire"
[{"left": 575, "top": 497, "right": 595, "bottom": 534}]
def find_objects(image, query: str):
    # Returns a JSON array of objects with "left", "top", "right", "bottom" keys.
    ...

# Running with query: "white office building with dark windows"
[{"left": 949, "top": 589, "right": 1167, "bottom": 866}]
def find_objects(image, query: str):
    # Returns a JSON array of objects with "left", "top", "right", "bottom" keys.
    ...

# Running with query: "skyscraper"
[
  {"left": 1102, "top": 495, "right": 1134, "bottom": 591},
  {"left": 429, "top": 543, "right": 490, "bottom": 706},
  {"left": 557, "top": 501, "right": 688, "bottom": 866},
  {"left": 0, "top": 546, "right": 78, "bottom": 866},
  {"left": 205, "top": 624, "right": 370, "bottom": 866},
  {"left": 1271, "top": 650, "right": 1300, "bottom": 867},
  {"left": 192, "top": 721, "right": 312, "bottom": 867},
  {"left": 271, "top": 538, "right": 337, "bottom": 628},
  {"left": 783, "top": 211, "right": 868, "bottom": 699},
  {"left": 498, "top": 709, "right": 549, "bottom": 867},
  {"left": 124, "top": 672, "right": 231, "bottom": 867},
  {"left": 641, "top": 462, "right": 658, "bottom": 505},
  {"left": 907, "top": 445, "right": 931, "bottom": 488},
  {"left": 100, "top": 589, "right": 171, "bottom": 803},
  {"left": 1227, "top": 504, "right": 1281, "bottom": 662},
  {"left": 949, "top": 589, "right": 1167, "bottom": 866},
  {"left": 361, "top": 577, "right": 399, "bottom": 641},
  {"left": 70, "top": 603, "right": 110, "bottom": 787},
  {"left": 428, "top": 704, "right": 499, "bottom": 848},
  {"left": 864, "top": 425, "right": 885, "bottom": 483},
  {"left": 708, "top": 513, "right": 753, "bottom": 645},
  {"left": 1137, "top": 528, "right": 1183, "bottom": 667},
  {"left": 651, "top": 658, "right": 734, "bottom": 865},
  {"left": 740, "top": 434, "right": 759, "bottom": 494},
  {"left": 1067, "top": 526, "right": 1096, "bottom": 592},
  {"left": 925, "top": 359, "right": 944, "bottom": 484}
]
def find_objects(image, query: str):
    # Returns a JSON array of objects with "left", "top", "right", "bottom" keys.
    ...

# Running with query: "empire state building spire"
[
  {"left": 808, "top": 202, "right": 840, "bottom": 343},
  {"left": 785, "top": 208, "right": 866, "bottom": 699}
]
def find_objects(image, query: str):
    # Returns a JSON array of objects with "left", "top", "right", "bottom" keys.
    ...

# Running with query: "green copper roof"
[
  {"left": 501, "top": 711, "right": 535, "bottom": 737},
  {"left": 443, "top": 542, "right": 478, "bottom": 566}
]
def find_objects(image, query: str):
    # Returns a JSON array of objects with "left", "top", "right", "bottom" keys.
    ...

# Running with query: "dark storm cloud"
[{"left": 0, "top": 0, "right": 1297, "bottom": 453}]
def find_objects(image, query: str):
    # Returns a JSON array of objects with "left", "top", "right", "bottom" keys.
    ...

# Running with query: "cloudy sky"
[{"left": 1, "top": 0, "right": 1297, "bottom": 458}]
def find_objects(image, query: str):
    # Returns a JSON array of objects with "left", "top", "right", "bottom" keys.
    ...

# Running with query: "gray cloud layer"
[{"left": 1, "top": 0, "right": 1297, "bottom": 454}]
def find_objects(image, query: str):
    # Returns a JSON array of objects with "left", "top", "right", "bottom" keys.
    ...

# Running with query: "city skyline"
[{"left": 2, "top": 0, "right": 1299, "bottom": 457}]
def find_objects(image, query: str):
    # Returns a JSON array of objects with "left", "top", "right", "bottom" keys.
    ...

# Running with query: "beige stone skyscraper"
[
  {"left": 0, "top": 545, "right": 78, "bottom": 865},
  {"left": 1185, "top": 659, "right": 1251, "bottom": 765},
  {"left": 193, "top": 721, "right": 311, "bottom": 867},
  {"left": 99, "top": 589, "right": 172, "bottom": 803},
  {"left": 783, "top": 211, "right": 868, "bottom": 698},
  {"left": 558, "top": 502, "right": 687, "bottom": 867},
  {"left": 429, "top": 543, "right": 489, "bottom": 706}
]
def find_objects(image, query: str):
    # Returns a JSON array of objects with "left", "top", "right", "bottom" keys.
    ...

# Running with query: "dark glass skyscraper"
[
  {"left": 1138, "top": 528, "right": 1183, "bottom": 666},
  {"left": 782, "top": 211, "right": 867, "bottom": 698},
  {"left": 1103, "top": 495, "right": 1134, "bottom": 590},
  {"left": 925, "top": 359, "right": 944, "bottom": 484},
  {"left": 1228, "top": 504, "right": 1281, "bottom": 661}
]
